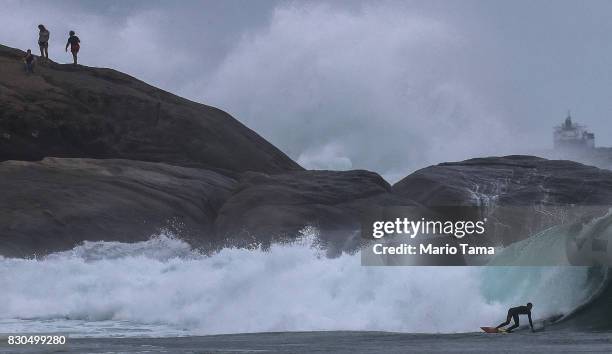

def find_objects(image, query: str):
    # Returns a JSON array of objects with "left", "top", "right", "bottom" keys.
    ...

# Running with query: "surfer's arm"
[{"left": 528, "top": 312, "right": 534, "bottom": 331}]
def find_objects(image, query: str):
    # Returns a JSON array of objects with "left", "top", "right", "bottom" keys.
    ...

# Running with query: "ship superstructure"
[{"left": 553, "top": 113, "right": 595, "bottom": 150}]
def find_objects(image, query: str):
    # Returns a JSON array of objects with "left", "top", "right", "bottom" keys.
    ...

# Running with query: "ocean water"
[
  {"left": 0, "top": 232, "right": 607, "bottom": 337},
  {"left": 2, "top": 330, "right": 612, "bottom": 353},
  {"left": 0, "top": 234, "right": 501, "bottom": 336},
  {"left": 1, "top": 218, "right": 612, "bottom": 353}
]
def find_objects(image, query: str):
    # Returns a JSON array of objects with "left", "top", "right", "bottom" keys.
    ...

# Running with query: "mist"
[
  {"left": 2, "top": 0, "right": 612, "bottom": 181},
  {"left": 200, "top": 3, "right": 516, "bottom": 181}
]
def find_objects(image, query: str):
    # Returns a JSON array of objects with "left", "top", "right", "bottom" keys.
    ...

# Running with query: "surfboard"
[{"left": 480, "top": 327, "right": 506, "bottom": 333}]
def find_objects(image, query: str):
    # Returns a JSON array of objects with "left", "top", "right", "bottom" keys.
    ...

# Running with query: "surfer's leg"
[
  {"left": 506, "top": 314, "right": 520, "bottom": 332},
  {"left": 496, "top": 312, "right": 512, "bottom": 329}
]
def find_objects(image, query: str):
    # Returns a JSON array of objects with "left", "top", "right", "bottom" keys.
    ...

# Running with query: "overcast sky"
[{"left": 2, "top": 0, "right": 612, "bottom": 181}]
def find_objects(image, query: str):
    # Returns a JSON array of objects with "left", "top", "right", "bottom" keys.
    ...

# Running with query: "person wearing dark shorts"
[
  {"left": 496, "top": 302, "right": 535, "bottom": 333},
  {"left": 38, "top": 24, "right": 50, "bottom": 60},
  {"left": 65, "top": 31, "right": 80, "bottom": 65},
  {"left": 23, "top": 49, "right": 35, "bottom": 73}
]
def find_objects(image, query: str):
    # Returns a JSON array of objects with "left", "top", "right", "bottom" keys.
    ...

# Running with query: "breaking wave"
[{"left": 1, "top": 217, "right": 611, "bottom": 337}]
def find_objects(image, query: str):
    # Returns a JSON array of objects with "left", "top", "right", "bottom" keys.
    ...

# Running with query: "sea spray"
[{"left": 0, "top": 230, "right": 602, "bottom": 337}]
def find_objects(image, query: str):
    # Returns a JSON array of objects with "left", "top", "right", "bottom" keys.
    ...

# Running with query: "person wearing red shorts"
[{"left": 65, "top": 30, "right": 81, "bottom": 65}]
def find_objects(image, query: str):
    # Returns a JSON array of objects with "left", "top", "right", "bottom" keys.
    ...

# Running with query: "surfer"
[{"left": 496, "top": 302, "right": 534, "bottom": 333}]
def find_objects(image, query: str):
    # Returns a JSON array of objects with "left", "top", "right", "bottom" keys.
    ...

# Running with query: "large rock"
[
  {"left": 393, "top": 155, "right": 612, "bottom": 206},
  {"left": 392, "top": 155, "right": 612, "bottom": 244},
  {"left": 7, "top": 42, "right": 612, "bottom": 257},
  {"left": 214, "top": 170, "right": 418, "bottom": 255},
  {"left": 0, "top": 158, "right": 236, "bottom": 257},
  {"left": 0, "top": 44, "right": 301, "bottom": 174}
]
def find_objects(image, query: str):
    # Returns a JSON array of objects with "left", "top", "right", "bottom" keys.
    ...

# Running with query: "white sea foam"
[{"left": 0, "top": 231, "right": 602, "bottom": 337}]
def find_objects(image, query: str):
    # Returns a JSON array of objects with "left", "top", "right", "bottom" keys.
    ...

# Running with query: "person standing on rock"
[
  {"left": 38, "top": 24, "right": 50, "bottom": 61},
  {"left": 65, "top": 31, "right": 80, "bottom": 65}
]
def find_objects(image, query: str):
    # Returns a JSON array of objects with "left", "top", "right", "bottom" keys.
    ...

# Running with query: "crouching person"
[{"left": 23, "top": 49, "right": 36, "bottom": 73}]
